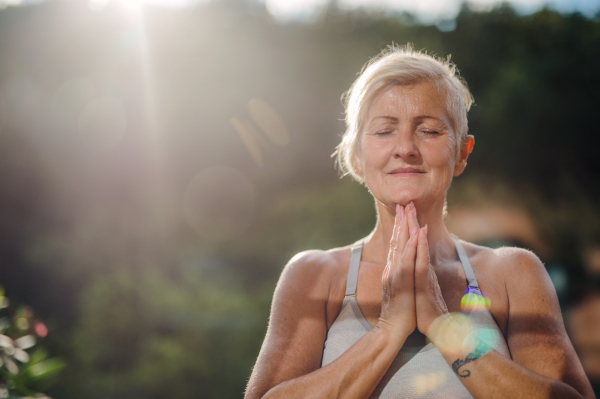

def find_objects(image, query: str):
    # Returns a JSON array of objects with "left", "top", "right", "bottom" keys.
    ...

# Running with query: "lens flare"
[
  {"left": 462, "top": 327, "right": 500, "bottom": 357},
  {"left": 247, "top": 98, "right": 290, "bottom": 146},
  {"left": 461, "top": 286, "right": 491, "bottom": 312},
  {"left": 231, "top": 117, "right": 264, "bottom": 168},
  {"left": 428, "top": 313, "right": 475, "bottom": 356},
  {"left": 414, "top": 371, "right": 446, "bottom": 395}
]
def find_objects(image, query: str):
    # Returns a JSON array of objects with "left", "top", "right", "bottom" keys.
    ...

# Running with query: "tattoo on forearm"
[{"left": 451, "top": 340, "right": 490, "bottom": 378}]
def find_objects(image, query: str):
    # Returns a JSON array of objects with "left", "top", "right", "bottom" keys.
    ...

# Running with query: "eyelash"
[{"left": 375, "top": 130, "right": 440, "bottom": 136}]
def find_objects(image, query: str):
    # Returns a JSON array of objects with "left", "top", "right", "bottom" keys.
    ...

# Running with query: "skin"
[{"left": 244, "top": 81, "right": 596, "bottom": 399}]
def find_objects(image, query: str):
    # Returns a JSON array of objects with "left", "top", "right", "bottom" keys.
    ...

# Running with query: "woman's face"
[{"left": 359, "top": 81, "right": 464, "bottom": 208}]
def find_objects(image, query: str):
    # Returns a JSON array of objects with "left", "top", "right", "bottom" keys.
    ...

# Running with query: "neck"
[{"left": 363, "top": 196, "right": 457, "bottom": 267}]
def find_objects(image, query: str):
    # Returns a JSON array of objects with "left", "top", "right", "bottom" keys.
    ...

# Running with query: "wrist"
[
  {"left": 426, "top": 313, "right": 470, "bottom": 356},
  {"left": 427, "top": 313, "right": 500, "bottom": 358},
  {"left": 461, "top": 328, "right": 500, "bottom": 358},
  {"left": 374, "top": 320, "right": 412, "bottom": 349}
]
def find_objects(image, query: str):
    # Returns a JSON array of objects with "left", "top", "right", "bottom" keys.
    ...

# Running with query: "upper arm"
[
  {"left": 245, "top": 251, "right": 335, "bottom": 399},
  {"left": 503, "top": 249, "right": 594, "bottom": 397}
]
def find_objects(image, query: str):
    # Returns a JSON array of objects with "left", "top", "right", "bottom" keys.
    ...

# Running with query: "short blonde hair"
[{"left": 335, "top": 44, "right": 474, "bottom": 183}]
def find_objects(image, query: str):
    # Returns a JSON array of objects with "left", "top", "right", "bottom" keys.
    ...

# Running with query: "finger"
[
  {"left": 397, "top": 203, "right": 410, "bottom": 255},
  {"left": 415, "top": 225, "right": 430, "bottom": 293},
  {"left": 392, "top": 204, "right": 404, "bottom": 243},
  {"left": 406, "top": 201, "right": 420, "bottom": 239},
  {"left": 428, "top": 263, "right": 448, "bottom": 313},
  {"left": 401, "top": 228, "right": 419, "bottom": 266},
  {"left": 382, "top": 263, "right": 391, "bottom": 288},
  {"left": 394, "top": 232, "right": 418, "bottom": 292},
  {"left": 388, "top": 204, "right": 404, "bottom": 263}
]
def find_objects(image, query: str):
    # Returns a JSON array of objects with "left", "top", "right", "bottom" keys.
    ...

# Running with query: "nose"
[{"left": 393, "top": 128, "right": 419, "bottom": 160}]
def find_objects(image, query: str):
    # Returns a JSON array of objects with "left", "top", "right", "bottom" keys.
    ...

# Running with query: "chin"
[
  {"left": 368, "top": 182, "right": 427, "bottom": 206},
  {"left": 384, "top": 192, "right": 422, "bottom": 207}
]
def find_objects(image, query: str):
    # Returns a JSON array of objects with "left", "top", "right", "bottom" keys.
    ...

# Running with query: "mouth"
[{"left": 388, "top": 167, "right": 425, "bottom": 176}]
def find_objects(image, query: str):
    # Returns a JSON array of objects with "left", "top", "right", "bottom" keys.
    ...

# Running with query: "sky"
[
  {"left": 264, "top": 0, "right": 599, "bottom": 22},
  {"left": 0, "top": 0, "right": 598, "bottom": 24}
]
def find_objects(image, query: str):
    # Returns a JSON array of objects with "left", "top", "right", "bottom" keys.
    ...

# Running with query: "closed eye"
[{"left": 375, "top": 130, "right": 393, "bottom": 136}]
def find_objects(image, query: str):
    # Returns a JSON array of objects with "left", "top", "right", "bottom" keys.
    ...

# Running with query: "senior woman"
[{"left": 244, "top": 46, "right": 595, "bottom": 399}]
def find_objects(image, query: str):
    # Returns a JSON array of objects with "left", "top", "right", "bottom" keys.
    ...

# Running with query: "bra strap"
[
  {"left": 345, "top": 240, "right": 364, "bottom": 296},
  {"left": 452, "top": 236, "right": 480, "bottom": 289}
]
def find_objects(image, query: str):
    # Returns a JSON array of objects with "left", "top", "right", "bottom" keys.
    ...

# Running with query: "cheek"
[
  {"left": 360, "top": 136, "right": 390, "bottom": 171},
  {"left": 424, "top": 140, "right": 454, "bottom": 167},
  {"left": 422, "top": 138, "right": 457, "bottom": 183},
  {"left": 442, "top": 134, "right": 458, "bottom": 160}
]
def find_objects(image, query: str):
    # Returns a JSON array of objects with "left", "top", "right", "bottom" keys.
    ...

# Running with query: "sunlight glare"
[
  {"left": 121, "top": 0, "right": 143, "bottom": 11},
  {"left": 414, "top": 372, "right": 446, "bottom": 395},
  {"left": 86, "top": 0, "right": 203, "bottom": 9},
  {"left": 88, "top": 0, "right": 108, "bottom": 11},
  {"left": 265, "top": 0, "right": 329, "bottom": 21}
]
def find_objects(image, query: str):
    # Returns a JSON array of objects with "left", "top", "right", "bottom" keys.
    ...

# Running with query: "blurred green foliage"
[
  {"left": 0, "top": 288, "right": 65, "bottom": 398},
  {"left": 71, "top": 267, "right": 269, "bottom": 398},
  {"left": 0, "top": 1, "right": 598, "bottom": 397}
]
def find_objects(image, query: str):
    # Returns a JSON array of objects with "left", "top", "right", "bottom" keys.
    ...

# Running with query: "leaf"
[
  {"left": 27, "top": 348, "right": 48, "bottom": 366},
  {"left": 27, "top": 358, "right": 66, "bottom": 380}
]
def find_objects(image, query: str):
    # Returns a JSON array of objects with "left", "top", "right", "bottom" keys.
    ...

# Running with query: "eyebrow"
[
  {"left": 370, "top": 115, "right": 447, "bottom": 125},
  {"left": 415, "top": 115, "right": 444, "bottom": 123},
  {"left": 371, "top": 116, "right": 398, "bottom": 122}
]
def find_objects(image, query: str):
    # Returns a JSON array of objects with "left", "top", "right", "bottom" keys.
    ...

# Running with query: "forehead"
[{"left": 366, "top": 81, "right": 451, "bottom": 125}]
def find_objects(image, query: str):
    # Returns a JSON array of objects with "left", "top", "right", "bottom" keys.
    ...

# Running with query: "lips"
[{"left": 389, "top": 167, "right": 425, "bottom": 174}]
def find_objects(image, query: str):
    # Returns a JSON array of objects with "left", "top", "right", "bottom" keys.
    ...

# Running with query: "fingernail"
[
  {"left": 400, "top": 207, "right": 404, "bottom": 218},
  {"left": 424, "top": 224, "right": 428, "bottom": 234},
  {"left": 396, "top": 204, "right": 400, "bottom": 213},
  {"left": 412, "top": 227, "right": 417, "bottom": 236}
]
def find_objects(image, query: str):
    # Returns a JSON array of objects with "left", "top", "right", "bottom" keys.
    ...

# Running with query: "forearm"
[
  {"left": 262, "top": 326, "right": 405, "bottom": 399},
  {"left": 429, "top": 318, "right": 587, "bottom": 399},
  {"left": 439, "top": 348, "right": 585, "bottom": 399}
]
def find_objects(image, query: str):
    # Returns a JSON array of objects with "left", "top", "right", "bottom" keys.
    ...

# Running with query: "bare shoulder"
[
  {"left": 461, "top": 242, "right": 562, "bottom": 331},
  {"left": 284, "top": 245, "right": 350, "bottom": 278},
  {"left": 269, "top": 244, "right": 354, "bottom": 325},
  {"left": 451, "top": 241, "right": 551, "bottom": 333},
  {"left": 488, "top": 246, "right": 550, "bottom": 292},
  {"left": 277, "top": 245, "right": 351, "bottom": 295},
  {"left": 460, "top": 240, "right": 547, "bottom": 287},
  {"left": 491, "top": 246, "right": 544, "bottom": 269}
]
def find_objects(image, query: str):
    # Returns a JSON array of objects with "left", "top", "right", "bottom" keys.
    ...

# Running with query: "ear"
[{"left": 453, "top": 135, "right": 474, "bottom": 177}]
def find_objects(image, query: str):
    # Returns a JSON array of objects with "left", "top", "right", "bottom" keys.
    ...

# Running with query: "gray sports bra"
[{"left": 321, "top": 237, "right": 511, "bottom": 398}]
